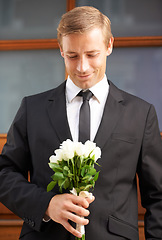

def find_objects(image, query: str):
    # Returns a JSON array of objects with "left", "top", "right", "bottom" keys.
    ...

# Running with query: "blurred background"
[{"left": 0, "top": 0, "right": 162, "bottom": 133}]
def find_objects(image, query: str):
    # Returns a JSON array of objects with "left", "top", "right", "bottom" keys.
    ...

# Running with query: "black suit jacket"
[{"left": 0, "top": 80, "right": 162, "bottom": 240}]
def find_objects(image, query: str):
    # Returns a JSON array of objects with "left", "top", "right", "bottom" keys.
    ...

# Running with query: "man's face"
[{"left": 60, "top": 28, "right": 113, "bottom": 89}]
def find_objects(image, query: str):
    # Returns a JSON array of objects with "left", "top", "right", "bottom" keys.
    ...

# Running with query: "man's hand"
[{"left": 45, "top": 193, "right": 95, "bottom": 238}]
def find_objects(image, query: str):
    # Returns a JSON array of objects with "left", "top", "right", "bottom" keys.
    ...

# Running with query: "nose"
[{"left": 76, "top": 56, "right": 89, "bottom": 73}]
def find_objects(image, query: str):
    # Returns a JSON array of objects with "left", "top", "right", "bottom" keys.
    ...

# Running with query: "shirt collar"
[
  {"left": 66, "top": 75, "right": 109, "bottom": 103},
  {"left": 66, "top": 76, "right": 82, "bottom": 103},
  {"left": 90, "top": 75, "right": 109, "bottom": 103}
]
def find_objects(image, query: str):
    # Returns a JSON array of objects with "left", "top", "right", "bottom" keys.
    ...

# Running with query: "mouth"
[{"left": 76, "top": 73, "right": 93, "bottom": 79}]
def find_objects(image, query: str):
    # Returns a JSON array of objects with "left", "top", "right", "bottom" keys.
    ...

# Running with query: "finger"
[
  {"left": 68, "top": 203, "right": 90, "bottom": 217},
  {"left": 71, "top": 195, "right": 90, "bottom": 209},
  {"left": 62, "top": 220, "right": 83, "bottom": 238},
  {"left": 59, "top": 195, "right": 89, "bottom": 217},
  {"left": 66, "top": 212, "right": 89, "bottom": 225},
  {"left": 86, "top": 196, "right": 95, "bottom": 204}
]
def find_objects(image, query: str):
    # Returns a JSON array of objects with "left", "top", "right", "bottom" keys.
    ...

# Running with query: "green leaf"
[
  {"left": 94, "top": 171, "right": 100, "bottom": 181},
  {"left": 63, "top": 178, "right": 70, "bottom": 189},
  {"left": 81, "top": 167, "right": 85, "bottom": 177},
  {"left": 49, "top": 163, "right": 62, "bottom": 172},
  {"left": 83, "top": 184, "right": 93, "bottom": 191},
  {"left": 95, "top": 162, "right": 101, "bottom": 167},
  {"left": 63, "top": 169, "right": 68, "bottom": 176},
  {"left": 60, "top": 160, "right": 68, "bottom": 168},
  {"left": 88, "top": 168, "right": 96, "bottom": 175},
  {"left": 81, "top": 165, "right": 90, "bottom": 177},
  {"left": 76, "top": 175, "right": 80, "bottom": 182},
  {"left": 80, "top": 182, "right": 87, "bottom": 186},
  {"left": 64, "top": 166, "right": 70, "bottom": 171},
  {"left": 82, "top": 174, "right": 92, "bottom": 180},
  {"left": 90, "top": 154, "right": 95, "bottom": 161},
  {"left": 47, "top": 181, "right": 57, "bottom": 192},
  {"left": 58, "top": 179, "right": 65, "bottom": 188},
  {"left": 51, "top": 173, "right": 56, "bottom": 180},
  {"left": 68, "top": 173, "right": 74, "bottom": 178},
  {"left": 49, "top": 163, "right": 59, "bottom": 169},
  {"left": 53, "top": 172, "right": 64, "bottom": 181}
]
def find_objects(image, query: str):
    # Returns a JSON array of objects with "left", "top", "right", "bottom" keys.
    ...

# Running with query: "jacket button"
[
  {"left": 31, "top": 221, "right": 35, "bottom": 227},
  {"left": 23, "top": 217, "right": 29, "bottom": 224},
  {"left": 29, "top": 219, "right": 35, "bottom": 227}
]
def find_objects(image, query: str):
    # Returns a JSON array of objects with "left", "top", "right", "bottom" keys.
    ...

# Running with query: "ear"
[
  {"left": 59, "top": 44, "right": 64, "bottom": 58},
  {"left": 106, "top": 37, "right": 114, "bottom": 56}
]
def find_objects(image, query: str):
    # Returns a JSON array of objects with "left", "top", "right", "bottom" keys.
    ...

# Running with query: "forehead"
[{"left": 61, "top": 28, "right": 106, "bottom": 51}]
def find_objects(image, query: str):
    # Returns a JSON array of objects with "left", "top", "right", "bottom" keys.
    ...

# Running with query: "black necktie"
[{"left": 78, "top": 90, "right": 93, "bottom": 143}]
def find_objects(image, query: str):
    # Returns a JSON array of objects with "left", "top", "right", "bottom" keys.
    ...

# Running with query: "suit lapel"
[
  {"left": 94, "top": 81, "right": 125, "bottom": 150},
  {"left": 47, "top": 80, "right": 125, "bottom": 148},
  {"left": 47, "top": 81, "right": 72, "bottom": 143}
]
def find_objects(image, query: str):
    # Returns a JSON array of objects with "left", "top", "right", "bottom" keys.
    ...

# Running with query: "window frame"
[{"left": 0, "top": 0, "right": 161, "bottom": 51}]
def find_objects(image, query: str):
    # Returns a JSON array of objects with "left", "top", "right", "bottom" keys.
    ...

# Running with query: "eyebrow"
[
  {"left": 66, "top": 50, "right": 100, "bottom": 54},
  {"left": 65, "top": 51, "right": 77, "bottom": 54}
]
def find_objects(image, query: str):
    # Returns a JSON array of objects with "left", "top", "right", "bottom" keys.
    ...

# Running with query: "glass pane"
[
  {"left": 76, "top": 0, "right": 162, "bottom": 37},
  {"left": 0, "top": 0, "right": 66, "bottom": 40},
  {"left": 0, "top": 49, "right": 65, "bottom": 133},
  {"left": 106, "top": 47, "right": 162, "bottom": 131}
]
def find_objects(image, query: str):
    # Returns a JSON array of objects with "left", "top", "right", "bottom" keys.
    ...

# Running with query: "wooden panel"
[
  {"left": 138, "top": 221, "right": 145, "bottom": 240},
  {"left": 0, "top": 134, "right": 21, "bottom": 221},
  {"left": 114, "top": 36, "right": 162, "bottom": 48},
  {"left": 0, "top": 39, "right": 59, "bottom": 51},
  {"left": 67, "top": 0, "right": 75, "bottom": 11},
  {"left": 0, "top": 134, "right": 7, "bottom": 153},
  {"left": 0, "top": 220, "right": 22, "bottom": 240},
  {"left": 0, "top": 135, "right": 23, "bottom": 239},
  {"left": 0, "top": 36, "right": 162, "bottom": 51},
  {"left": 137, "top": 176, "right": 146, "bottom": 220},
  {"left": 0, "top": 203, "right": 20, "bottom": 220}
]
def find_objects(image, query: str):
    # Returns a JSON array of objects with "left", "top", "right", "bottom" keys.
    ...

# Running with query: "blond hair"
[{"left": 57, "top": 6, "right": 113, "bottom": 48}]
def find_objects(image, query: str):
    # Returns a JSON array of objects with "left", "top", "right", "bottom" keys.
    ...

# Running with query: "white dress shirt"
[{"left": 66, "top": 75, "right": 109, "bottom": 142}]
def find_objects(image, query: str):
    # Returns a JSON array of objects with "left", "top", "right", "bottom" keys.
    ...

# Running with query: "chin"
[
  {"left": 72, "top": 74, "right": 98, "bottom": 89},
  {"left": 79, "top": 82, "right": 93, "bottom": 90}
]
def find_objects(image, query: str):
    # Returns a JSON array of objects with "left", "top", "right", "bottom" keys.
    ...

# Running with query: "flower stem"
[{"left": 75, "top": 235, "right": 85, "bottom": 240}]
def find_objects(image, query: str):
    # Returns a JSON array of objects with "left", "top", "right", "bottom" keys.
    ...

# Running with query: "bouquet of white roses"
[{"left": 47, "top": 139, "right": 101, "bottom": 240}]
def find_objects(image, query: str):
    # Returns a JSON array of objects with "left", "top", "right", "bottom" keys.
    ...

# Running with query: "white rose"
[
  {"left": 61, "top": 139, "right": 75, "bottom": 160},
  {"left": 49, "top": 155, "right": 59, "bottom": 164},
  {"left": 54, "top": 149, "right": 63, "bottom": 161},
  {"left": 74, "top": 142, "right": 85, "bottom": 156},
  {"left": 61, "top": 139, "right": 73, "bottom": 150},
  {"left": 90, "top": 146, "right": 101, "bottom": 161},
  {"left": 84, "top": 140, "right": 96, "bottom": 158}
]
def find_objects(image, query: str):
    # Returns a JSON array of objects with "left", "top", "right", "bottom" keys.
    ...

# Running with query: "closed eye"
[
  {"left": 87, "top": 52, "right": 100, "bottom": 58},
  {"left": 87, "top": 54, "right": 99, "bottom": 57},
  {"left": 67, "top": 55, "right": 78, "bottom": 59}
]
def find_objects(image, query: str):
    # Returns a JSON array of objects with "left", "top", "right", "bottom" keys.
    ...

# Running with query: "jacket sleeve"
[
  {"left": 137, "top": 104, "right": 162, "bottom": 239},
  {"left": 0, "top": 98, "right": 55, "bottom": 232}
]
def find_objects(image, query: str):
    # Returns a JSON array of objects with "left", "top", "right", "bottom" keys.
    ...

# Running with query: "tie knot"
[{"left": 78, "top": 90, "right": 93, "bottom": 101}]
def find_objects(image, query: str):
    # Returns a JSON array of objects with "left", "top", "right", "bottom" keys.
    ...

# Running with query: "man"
[{"left": 0, "top": 6, "right": 162, "bottom": 240}]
